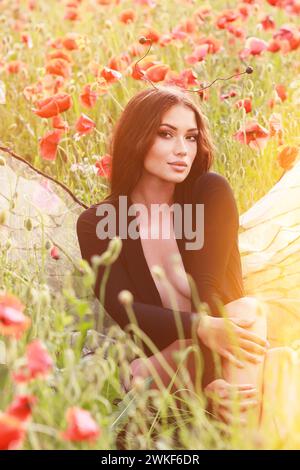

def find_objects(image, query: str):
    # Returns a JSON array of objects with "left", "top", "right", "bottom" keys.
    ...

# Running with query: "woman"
[{"left": 76, "top": 85, "right": 269, "bottom": 425}]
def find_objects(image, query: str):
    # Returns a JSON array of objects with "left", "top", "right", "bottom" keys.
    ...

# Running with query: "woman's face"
[{"left": 142, "top": 104, "right": 199, "bottom": 184}]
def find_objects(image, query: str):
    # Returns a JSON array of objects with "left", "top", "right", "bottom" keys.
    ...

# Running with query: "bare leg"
[{"left": 221, "top": 296, "right": 268, "bottom": 427}]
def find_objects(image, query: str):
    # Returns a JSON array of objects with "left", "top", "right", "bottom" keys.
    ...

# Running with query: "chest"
[{"left": 138, "top": 215, "right": 192, "bottom": 311}]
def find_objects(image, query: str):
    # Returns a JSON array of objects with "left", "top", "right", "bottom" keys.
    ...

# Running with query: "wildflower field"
[{"left": 0, "top": 0, "right": 300, "bottom": 450}]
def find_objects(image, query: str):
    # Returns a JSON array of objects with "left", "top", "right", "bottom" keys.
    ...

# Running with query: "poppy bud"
[
  {"left": 0, "top": 210, "right": 7, "bottom": 225},
  {"left": 24, "top": 218, "right": 32, "bottom": 231},
  {"left": 50, "top": 246, "right": 60, "bottom": 260},
  {"left": 151, "top": 265, "right": 165, "bottom": 280},
  {"left": 118, "top": 290, "right": 134, "bottom": 306},
  {"left": 139, "top": 36, "right": 149, "bottom": 45},
  {"left": 44, "top": 240, "right": 51, "bottom": 250}
]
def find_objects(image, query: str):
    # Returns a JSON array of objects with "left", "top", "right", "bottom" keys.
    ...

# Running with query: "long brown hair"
[{"left": 104, "top": 85, "right": 216, "bottom": 203}]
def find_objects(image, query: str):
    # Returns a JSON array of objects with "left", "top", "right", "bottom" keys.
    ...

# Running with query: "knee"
[
  {"left": 225, "top": 296, "right": 267, "bottom": 337},
  {"left": 226, "top": 296, "right": 265, "bottom": 320}
]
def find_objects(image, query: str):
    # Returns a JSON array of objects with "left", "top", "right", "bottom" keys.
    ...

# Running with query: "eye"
[
  {"left": 158, "top": 131, "right": 172, "bottom": 139},
  {"left": 187, "top": 135, "right": 198, "bottom": 142}
]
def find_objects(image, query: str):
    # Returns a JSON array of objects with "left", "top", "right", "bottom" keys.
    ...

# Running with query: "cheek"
[{"left": 143, "top": 141, "right": 170, "bottom": 171}]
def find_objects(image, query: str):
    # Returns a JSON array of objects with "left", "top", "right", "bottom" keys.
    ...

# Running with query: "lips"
[{"left": 168, "top": 161, "right": 188, "bottom": 167}]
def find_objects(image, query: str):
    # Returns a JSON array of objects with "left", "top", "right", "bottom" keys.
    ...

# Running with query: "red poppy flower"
[
  {"left": 235, "top": 98, "right": 252, "bottom": 113},
  {"left": 0, "top": 395, "right": 36, "bottom": 450},
  {"left": 6, "top": 60, "right": 26, "bottom": 74},
  {"left": 100, "top": 66, "right": 122, "bottom": 84},
  {"left": 79, "top": 84, "right": 97, "bottom": 109},
  {"left": 0, "top": 294, "right": 30, "bottom": 338},
  {"left": 21, "top": 33, "right": 33, "bottom": 48},
  {"left": 13, "top": 340, "right": 53, "bottom": 383},
  {"left": 275, "top": 84, "right": 287, "bottom": 102},
  {"left": 0, "top": 414, "right": 25, "bottom": 450},
  {"left": 7, "top": 395, "right": 37, "bottom": 422},
  {"left": 62, "top": 33, "right": 79, "bottom": 50},
  {"left": 95, "top": 154, "right": 112, "bottom": 179},
  {"left": 39, "top": 130, "right": 62, "bottom": 161},
  {"left": 267, "top": 39, "right": 281, "bottom": 53},
  {"left": 52, "top": 115, "right": 69, "bottom": 131},
  {"left": 33, "top": 93, "right": 72, "bottom": 118},
  {"left": 244, "top": 37, "right": 268, "bottom": 55},
  {"left": 273, "top": 25, "right": 300, "bottom": 51},
  {"left": 131, "top": 63, "right": 145, "bottom": 80},
  {"left": 277, "top": 145, "right": 299, "bottom": 170},
  {"left": 185, "top": 44, "right": 209, "bottom": 64},
  {"left": 75, "top": 114, "right": 96, "bottom": 135},
  {"left": 46, "top": 58, "right": 71, "bottom": 79},
  {"left": 142, "top": 28, "right": 160, "bottom": 43},
  {"left": 260, "top": 15, "right": 276, "bottom": 30},
  {"left": 216, "top": 9, "right": 239, "bottom": 30},
  {"left": 119, "top": 9, "right": 136, "bottom": 24},
  {"left": 233, "top": 120, "right": 269, "bottom": 152},
  {"left": 64, "top": 8, "right": 79, "bottom": 21},
  {"left": 195, "top": 36, "right": 222, "bottom": 54},
  {"left": 144, "top": 64, "right": 170, "bottom": 82},
  {"left": 62, "top": 407, "right": 100, "bottom": 442},
  {"left": 47, "top": 50, "right": 73, "bottom": 64}
]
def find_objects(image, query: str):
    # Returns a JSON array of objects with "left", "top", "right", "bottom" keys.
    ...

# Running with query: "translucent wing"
[
  {"left": 0, "top": 147, "right": 85, "bottom": 288},
  {"left": 0, "top": 146, "right": 115, "bottom": 335},
  {"left": 239, "top": 159, "right": 300, "bottom": 346}
]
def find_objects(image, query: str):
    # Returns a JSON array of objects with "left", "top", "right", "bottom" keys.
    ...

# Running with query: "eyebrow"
[{"left": 159, "top": 123, "right": 199, "bottom": 132}]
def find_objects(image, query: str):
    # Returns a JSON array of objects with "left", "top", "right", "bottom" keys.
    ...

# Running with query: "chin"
[{"left": 166, "top": 171, "right": 188, "bottom": 183}]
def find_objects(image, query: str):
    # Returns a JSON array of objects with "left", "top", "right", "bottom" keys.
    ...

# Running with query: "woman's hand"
[
  {"left": 197, "top": 315, "right": 268, "bottom": 368},
  {"left": 204, "top": 379, "right": 258, "bottom": 425}
]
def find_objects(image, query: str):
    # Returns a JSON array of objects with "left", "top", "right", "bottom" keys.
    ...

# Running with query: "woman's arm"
[{"left": 185, "top": 171, "right": 244, "bottom": 317}]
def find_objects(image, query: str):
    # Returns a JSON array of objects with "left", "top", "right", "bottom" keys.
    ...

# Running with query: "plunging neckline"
[{"left": 125, "top": 193, "right": 187, "bottom": 310}]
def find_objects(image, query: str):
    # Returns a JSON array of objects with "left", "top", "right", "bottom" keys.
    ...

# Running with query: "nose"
[{"left": 174, "top": 136, "right": 188, "bottom": 155}]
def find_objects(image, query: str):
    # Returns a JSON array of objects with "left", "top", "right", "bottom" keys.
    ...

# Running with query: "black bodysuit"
[{"left": 76, "top": 171, "right": 245, "bottom": 362}]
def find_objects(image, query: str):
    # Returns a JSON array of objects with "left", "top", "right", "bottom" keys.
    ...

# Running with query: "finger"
[
  {"left": 232, "top": 383, "right": 256, "bottom": 391},
  {"left": 235, "top": 348, "right": 264, "bottom": 365},
  {"left": 239, "top": 399, "right": 259, "bottom": 411},
  {"left": 227, "top": 384, "right": 257, "bottom": 397},
  {"left": 239, "top": 339, "right": 267, "bottom": 355},
  {"left": 237, "top": 328, "right": 268, "bottom": 347},
  {"left": 217, "top": 398, "right": 258, "bottom": 411},
  {"left": 217, "top": 407, "right": 247, "bottom": 426},
  {"left": 237, "top": 389, "right": 258, "bottom": 399},
  {"left": 219, "top": 349, "right": 245, "bottom": 368}
]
